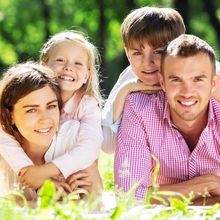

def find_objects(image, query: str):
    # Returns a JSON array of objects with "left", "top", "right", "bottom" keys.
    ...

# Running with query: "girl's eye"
[
  {"left": 56, "top": 58, "right": 65, "bottom": 62},
  {"left": 75, "top": 62, "right": 82, "bottom": 66},
  {"left": 26, "top": 109, "right": 36, "bottom": 113}
]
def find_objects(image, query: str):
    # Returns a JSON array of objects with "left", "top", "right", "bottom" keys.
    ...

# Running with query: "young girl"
[
  {"left": 0, "top": 62, "right": 93, "bottom": 199},
  {"left": 0, "top": 31, "right": 103, "bottom": 195}
]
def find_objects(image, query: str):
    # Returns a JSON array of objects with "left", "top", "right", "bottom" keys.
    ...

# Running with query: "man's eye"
[
  {"left": 195, "top": 78, "right": 203, "bottom": 82},
  {"left": 154, "top": 50, "right": 163, "bottom": 54}
]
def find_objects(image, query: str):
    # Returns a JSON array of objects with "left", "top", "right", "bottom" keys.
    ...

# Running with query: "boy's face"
[
  {"left": 159, "top": 53, "right": 219, "bottom": 127},
  {"left": 125, "top": 40, "right": 165, "bottom": 86},
  {"left": 11, "top": 86, "right": 60, "bottom": 152},
  {"left": 46, "top": 41, "right": 89, "bottom": 100}
]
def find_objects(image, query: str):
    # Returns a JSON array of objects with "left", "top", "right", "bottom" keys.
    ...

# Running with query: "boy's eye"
[{"left": 133, "top": 51, "right": 142, "bottom": 56}]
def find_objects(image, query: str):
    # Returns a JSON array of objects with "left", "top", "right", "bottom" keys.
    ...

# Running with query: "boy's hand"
[
  {"left": 126, "top": 79, "right": 161, "bottom": 94},
  {"left": 66, "top": 171, "right": 92, "bottom": 192}
]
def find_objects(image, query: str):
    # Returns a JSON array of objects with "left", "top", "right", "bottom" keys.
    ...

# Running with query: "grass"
[{"left": 1, "top": 154, "right": 220, "bottom": 219}]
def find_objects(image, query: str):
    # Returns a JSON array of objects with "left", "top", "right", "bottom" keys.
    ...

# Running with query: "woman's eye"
[
  {"left": 48, "top": 104, "right": 58, "bottom": 110},
  {"left": 26, "top": 109, "right": 36, "bottom": 113}
]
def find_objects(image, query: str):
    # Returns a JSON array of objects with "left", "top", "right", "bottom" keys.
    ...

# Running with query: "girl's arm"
[
  {"left": 51, "top": 96, "right": 103, "bottom": 179},
  {"left": 0, "top": 128, "right": 33, "bottom": 175}
]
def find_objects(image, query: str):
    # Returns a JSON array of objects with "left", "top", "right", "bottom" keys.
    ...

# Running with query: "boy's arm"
[
  {"left": 0, "top": 128, "right": 33, "bottom": 175},
  {"left": 113, "top": 80, "right": 161, "bottom": 122},
  {"left": 101, "top": 66, "right": 135, "bottom": 153},
  {"left": 51, "top": 97, "right": 103, "bottom": 179}
]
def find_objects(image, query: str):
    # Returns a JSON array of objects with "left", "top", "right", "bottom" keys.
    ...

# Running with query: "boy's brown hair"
[{"left": 121, "top": 7, "right": 186, "bottom": 49}]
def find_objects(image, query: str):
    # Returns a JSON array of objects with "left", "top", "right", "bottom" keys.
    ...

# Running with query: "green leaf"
[{"left": 37, "top": 180, "right": 56, "bottom": 208}]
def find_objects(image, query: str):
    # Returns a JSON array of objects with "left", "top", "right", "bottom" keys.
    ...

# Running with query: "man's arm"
[
  {"left": 114, "top": 93, "right": 152, "bottom": 200},
  {"left": 150, "top": 174, "right": 220, "bottom": 205}
]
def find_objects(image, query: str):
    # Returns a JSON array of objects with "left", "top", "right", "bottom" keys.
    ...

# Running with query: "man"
[{"left": 115, "top": 34, "right": 220, "bottom": 204}]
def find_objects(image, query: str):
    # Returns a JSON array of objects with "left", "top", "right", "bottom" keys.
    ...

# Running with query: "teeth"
[
  {"left": 180, "top": 101, "right": 196, "bottom": 106},
  {"left": 59, "top": 75, "right": 74, "bottom": 81},
  {"left": 36, "top": 128, "right": 50, "bottom": 133}
]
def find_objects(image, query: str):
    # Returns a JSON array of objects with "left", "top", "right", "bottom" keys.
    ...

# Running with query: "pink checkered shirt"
[{"left": 115, "top": 91, "right": 220, "bottom": 200}]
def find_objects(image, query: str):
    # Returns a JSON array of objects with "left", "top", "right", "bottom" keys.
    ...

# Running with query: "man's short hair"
[{"left": 161, "top": 34, "right": 216, "bottom": 75}]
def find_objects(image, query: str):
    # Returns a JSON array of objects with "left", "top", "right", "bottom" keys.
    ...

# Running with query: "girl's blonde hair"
[{"left": 40, "top": 30, "right": 103, "bottom": 106}]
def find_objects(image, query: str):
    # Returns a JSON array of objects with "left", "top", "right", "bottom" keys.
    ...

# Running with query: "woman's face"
[{"left": 11, "top": 85, "right": 60, "bottom": 152}]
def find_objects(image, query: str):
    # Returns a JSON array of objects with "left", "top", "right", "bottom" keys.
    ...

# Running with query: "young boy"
[{"left": 101, "top": 6, "right": 220, "bottom": 154}]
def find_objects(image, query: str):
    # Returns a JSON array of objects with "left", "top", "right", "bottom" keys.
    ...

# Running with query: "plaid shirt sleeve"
[{"left": 114, "top": 94, "right": 152, "bottom": 200}]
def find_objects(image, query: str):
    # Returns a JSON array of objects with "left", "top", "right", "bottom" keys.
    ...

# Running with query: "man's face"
[
  {"left": 159, "top": 52, "right": 219, "bottom": 126},
  {"left": 125, "top": 40, "right": 165, "bottom": 86}
]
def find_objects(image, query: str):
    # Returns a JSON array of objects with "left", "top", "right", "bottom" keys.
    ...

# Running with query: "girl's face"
[
  {"left": 46, "top": 41, "right": 89, "bottom": 101},
  {"left": 11, "top": 86, "right": 60, "bottom": 153}
]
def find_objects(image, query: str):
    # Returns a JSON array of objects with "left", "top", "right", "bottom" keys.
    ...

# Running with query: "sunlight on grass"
[{"left": 99, "top": 151, "right": 114, "bottom": 191}]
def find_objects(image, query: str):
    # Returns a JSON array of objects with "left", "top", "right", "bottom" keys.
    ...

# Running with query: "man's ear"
[
  {"left": 40, "top": 61, "right": 47, "bottom": 66},
  {"left": 211, "top": 74, "right": 220, "bottom": 101},
  {"left": 158, "top": 73, "right": 165, "bottom": 92}
]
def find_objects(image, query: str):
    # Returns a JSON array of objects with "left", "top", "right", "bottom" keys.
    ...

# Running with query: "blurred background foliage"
[{"left": 0, "top": 0, "right": 220, "bottom": 96}]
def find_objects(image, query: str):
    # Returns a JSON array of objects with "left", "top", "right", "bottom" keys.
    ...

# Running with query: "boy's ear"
[
  {"left": 158, "top": 73, "right": 165, "bottom": 92},
  {"left": 124, "top": 47, "right": 131, "bottom": 62}
]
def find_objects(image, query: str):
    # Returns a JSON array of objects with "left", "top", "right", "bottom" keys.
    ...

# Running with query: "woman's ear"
[{"left": 10, "top": 110, "right": 15, "bottom": 125}]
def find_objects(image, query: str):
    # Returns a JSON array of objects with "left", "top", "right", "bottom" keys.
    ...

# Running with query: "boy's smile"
[{"left": 125, "top": 41, "right": 164, "bottom": 86}]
